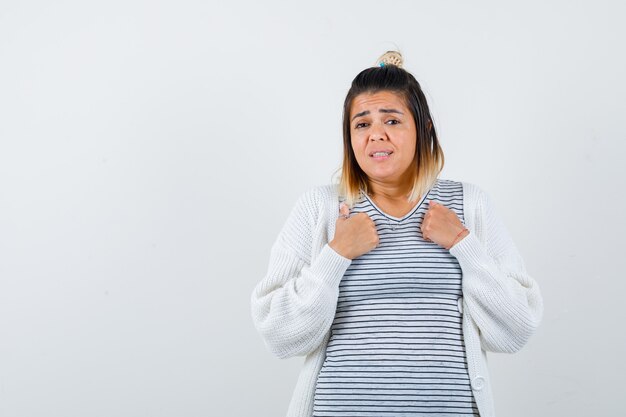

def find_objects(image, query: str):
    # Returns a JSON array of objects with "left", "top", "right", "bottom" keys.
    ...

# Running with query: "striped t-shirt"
[{"left": 312, "top": 178, "right": 479, "bottom": 417}]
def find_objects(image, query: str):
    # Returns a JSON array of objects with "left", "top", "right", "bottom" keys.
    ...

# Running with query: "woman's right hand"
[{"left": 329, "top": 203, "right": 379, "bottom": 260}]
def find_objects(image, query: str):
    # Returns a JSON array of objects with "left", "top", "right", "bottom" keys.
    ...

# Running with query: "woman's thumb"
[{"left": 339, "top": 202, "right": 350, "bottom": 218}]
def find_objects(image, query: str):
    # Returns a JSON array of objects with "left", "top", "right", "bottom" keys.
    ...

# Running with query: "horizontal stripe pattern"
[{"left": 313, "top": 179, "right": 479, "bottom": 416}]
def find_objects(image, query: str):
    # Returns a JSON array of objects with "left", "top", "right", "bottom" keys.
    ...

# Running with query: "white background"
[{"left": 1, "top": 1, "right": 624, "bottom": 416}]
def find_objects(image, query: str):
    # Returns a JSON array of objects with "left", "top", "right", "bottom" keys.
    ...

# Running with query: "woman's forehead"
[{"left": 351, "top": 90, "right": 408, "bottom": 115}]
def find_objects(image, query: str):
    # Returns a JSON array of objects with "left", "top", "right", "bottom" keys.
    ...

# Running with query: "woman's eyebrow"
[
  {"left": 351, "top": 110, "right": 370, "bottom": 121},
  {"left": 352, "top": 108, "right": 404, "bottom": 121},
  {"left": 380, "top": 108, "right": 404, "bottom": 115}
]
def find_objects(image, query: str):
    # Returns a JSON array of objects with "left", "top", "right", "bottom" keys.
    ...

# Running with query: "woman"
[{"left": 250, "top": 51, "right": 543, "bottom": 417}]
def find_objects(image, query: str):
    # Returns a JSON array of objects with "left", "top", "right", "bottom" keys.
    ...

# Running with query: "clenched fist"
[
  {"left": 421, "top": 200, "right": 469, "bottom": 250},
  {"left": 329, "top": 203, "right": 379, "bottom": 260}
]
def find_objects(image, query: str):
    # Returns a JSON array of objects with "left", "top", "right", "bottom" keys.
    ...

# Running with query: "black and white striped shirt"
[{"left": 313, "top": 178, "right": 479, "bottom": 417}]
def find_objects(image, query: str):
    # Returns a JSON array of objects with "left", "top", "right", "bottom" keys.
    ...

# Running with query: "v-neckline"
[{"left": 362, "top": 181, "right": 436, "bottom": 222}]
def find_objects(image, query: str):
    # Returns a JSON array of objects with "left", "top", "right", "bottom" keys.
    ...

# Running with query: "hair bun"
[{"left": 375, "top": 51, "right": 404, "bottom": 68}]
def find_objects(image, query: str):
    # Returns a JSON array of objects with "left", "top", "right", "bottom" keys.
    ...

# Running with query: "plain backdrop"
[{"left": 1, "top": 1, "right": 625, "bottom": 416}]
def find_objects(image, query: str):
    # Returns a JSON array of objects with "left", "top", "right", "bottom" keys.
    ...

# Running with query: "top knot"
[{"left": 375, "top": 51, "right": 404, "bottom": 68}]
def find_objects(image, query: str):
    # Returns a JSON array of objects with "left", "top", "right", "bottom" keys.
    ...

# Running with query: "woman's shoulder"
[
  {"left": 438, "top": 178, "right": 508, "bottom": 234},
  {"left": 297, "top": 183, "right": 340, "bottom": 206},
  {"left": 435, "top": 178, "right": 497, "bottom": 228},
  {"left": 286, "top": 183, "right": 339, "bottom": 225},
  {"left": 276, "top": 184, "right": 338, "bottom": 254},
  {"left": 436, "top": 177, "right": 488, "bottom": 205}
]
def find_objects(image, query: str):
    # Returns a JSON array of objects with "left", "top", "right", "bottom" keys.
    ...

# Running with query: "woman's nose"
[{"left": 369, "top": 123, "right": 387, "bottom": 141}]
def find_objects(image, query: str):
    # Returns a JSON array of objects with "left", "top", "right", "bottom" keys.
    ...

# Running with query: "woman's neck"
[{"left": 367, "top": 180, "right": 412, "bottom": 202}]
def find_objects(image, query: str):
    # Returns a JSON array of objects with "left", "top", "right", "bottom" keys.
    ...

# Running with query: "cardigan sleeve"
[
  {"left": 250, "top": 188, "right": 352, "bottom": 359},
  {"left": 450, "top": 185, "right": 544, "bottom": 354}
]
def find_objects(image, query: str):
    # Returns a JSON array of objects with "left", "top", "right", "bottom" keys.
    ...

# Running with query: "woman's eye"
[
  {"left": 386, "top": 119, "right": 399, "bottom": 125},
  {"left": 355, "top": 122, "right": 368, "bottom": 129}
]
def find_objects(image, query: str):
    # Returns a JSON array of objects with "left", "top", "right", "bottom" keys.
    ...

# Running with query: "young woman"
[{"left": 251, "top": 51, "right": 543, "bottom": 417}]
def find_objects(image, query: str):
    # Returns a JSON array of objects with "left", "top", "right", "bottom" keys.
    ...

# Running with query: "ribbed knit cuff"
[
  {"left": 310, "top": 244, "right": 352, "bottom": 289},
  {"left": 449, "top": 231, "right": 491, "bottom": 270}
]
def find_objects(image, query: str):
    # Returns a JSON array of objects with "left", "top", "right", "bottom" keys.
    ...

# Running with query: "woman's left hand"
[{"left": 421, "top": 200, "right": 469, "bottom": 250}]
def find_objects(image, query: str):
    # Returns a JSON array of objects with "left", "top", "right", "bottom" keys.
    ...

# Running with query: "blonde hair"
[{"left": 335, "top": 53, "right": 444, "bottom": 207}]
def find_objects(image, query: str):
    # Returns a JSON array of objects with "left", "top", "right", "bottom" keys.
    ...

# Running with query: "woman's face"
[{"left": 349, "top": 90, "right": 417, "bottom": 188}]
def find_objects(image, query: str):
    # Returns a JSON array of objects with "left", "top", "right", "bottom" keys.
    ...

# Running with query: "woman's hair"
[{"left": 337, "top": 54, "right": 444, "bottom": 208}]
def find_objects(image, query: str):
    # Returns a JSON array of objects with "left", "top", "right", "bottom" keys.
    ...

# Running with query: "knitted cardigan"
[{"left": 250, "top": 180, "right": 543, "bottom": 417}]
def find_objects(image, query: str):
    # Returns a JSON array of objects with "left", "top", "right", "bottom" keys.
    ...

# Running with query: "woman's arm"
[
  {"left": 250, "top": 189, "right": 352, "bottom": 359},
  {"left": 450, "top": 185, "right": 544, "bottom": 353}
]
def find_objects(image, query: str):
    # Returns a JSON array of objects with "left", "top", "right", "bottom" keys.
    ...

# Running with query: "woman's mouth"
[{"left": 370, "top": 150, "right": 393, "bottom": 160}]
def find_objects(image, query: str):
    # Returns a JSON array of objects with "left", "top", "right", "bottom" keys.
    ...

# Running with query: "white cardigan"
[{"left": 250, "top": 181, "right": 543, "bottom": 417}]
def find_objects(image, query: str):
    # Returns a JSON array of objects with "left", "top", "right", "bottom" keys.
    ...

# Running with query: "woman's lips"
[{"left": 370, "top": 151, "right": 393, "bottom": 161}]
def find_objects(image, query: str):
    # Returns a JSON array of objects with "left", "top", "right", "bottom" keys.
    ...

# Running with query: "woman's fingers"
[
  {"left": 421, "top": 200, "right": 462, "bottom": 246},
  {"left": 332, "top": 207, "right": 379, "bottom": 259}
]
